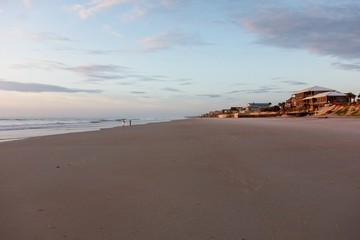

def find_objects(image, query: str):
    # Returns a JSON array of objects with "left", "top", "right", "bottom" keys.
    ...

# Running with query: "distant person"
[
  {"left": 121, "top": 119, "right": 125, "bottom": 127},
  {"left": 129, "top": 119, "right": 132, "bottom": 126}
]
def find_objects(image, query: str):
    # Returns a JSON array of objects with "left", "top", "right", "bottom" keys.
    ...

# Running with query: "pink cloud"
[
  {"left": 21, "top": 0, "right": 32, "bottom": 7},
  {"left": 139, "top": 30, "right": 206, "bottom": 52},
  {"left": 71, "top": 0, "right": 134, "bottom": 19}
]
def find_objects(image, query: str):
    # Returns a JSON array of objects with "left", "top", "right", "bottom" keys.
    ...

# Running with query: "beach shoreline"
[
  {"left": 0, "top": 117, "right": 181, "bottom": 143},
  {"left": 1, "top": 118, "right": 359, "bottom": 240}
]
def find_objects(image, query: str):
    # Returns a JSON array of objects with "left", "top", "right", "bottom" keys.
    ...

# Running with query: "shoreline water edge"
[{"left": 0, "top": 117, "right": 182, "bottom": 142}]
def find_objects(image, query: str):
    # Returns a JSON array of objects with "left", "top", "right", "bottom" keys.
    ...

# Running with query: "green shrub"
[{"left": 336, "top": 107, "right": 349, "bottom": 115}]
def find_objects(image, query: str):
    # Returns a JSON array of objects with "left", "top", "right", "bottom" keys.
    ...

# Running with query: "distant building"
[
  {"left": 303, "top": 91, "right": 346, "bottom": 110},
  {"left": 222, "top": 109, "right": 231, "bottom": 114},
  {"left": 217, "top": 108, "right": 240, "bottom": 118},
  {"left": 230, "top": 107, "right": 245, "bottom": 113},
  {"left": 246, "top": 102, "right": 271, "bottom": 112},
  {"left": 288, "top": 86, "right": 346, "bottom": 111}
]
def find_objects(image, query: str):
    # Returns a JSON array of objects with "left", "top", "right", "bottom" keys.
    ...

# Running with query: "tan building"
[
  {"left": 288, "top": 86, "right": 346, "bottom": 110},
  {"left": 303, "top": 91, "right": 346, "bottom": 110}
]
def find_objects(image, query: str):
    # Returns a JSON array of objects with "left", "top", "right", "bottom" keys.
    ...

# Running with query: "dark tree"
[{"left": 346, "top": 92, "right": 356, "bottom": 102}]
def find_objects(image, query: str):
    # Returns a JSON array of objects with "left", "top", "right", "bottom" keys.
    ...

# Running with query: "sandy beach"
[{"left": 1, "top": 118, "right": 360, "bottom": 240}]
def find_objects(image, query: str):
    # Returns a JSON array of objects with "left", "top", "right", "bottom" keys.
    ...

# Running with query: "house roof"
[
  {"left": 247, "top": 103, "right": 271, "bottom": 108},
  {"left": 303, "top": 91, "right": 346, "bottom": 100},
  {"left": 294, "top": 86, "right": 335, "bottom": 94},
  {"left": 247, "top": 103, "right": 271, "bottom": 106}
]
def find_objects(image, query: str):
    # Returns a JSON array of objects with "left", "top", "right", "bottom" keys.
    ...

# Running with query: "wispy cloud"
[
  {"left": 9, "top": 60, "right": 68, "bottom": 70},
  {"left": 68, "top": 64, "right": 128, "bottom": 80},
  {"left": 7, "top": 60, "right": 178, "bottom": 84},
  {"left": 122, "top": 6, "right": 148, "bottom": 21},
  {"left": 131, "top": 91, "right": 146, "bottom": 94},
  {"left": 227, "top": 90, "right": 242, "bottom": 94},
  {"left": 102, "top": 24, "right": 123, "bottom": 38},
  {"left": 227, "top": 86, "right": 281, "bottom": 94},
  {"left": 132, "top": 75, "right": 170, "bottom": 82},
  {"left": 271, "top": 77, "right": 283, "bottom": 81},
  {"left": 139, "top": 30, "right": 206, "bottom": 52},
  {"left": 245, "top": 86, "right": 282, "bottom": 94},
  {"left": 179, "top": 82, "right": 193, "bottom": 86},
  {"left": 70, "top": 0, "right": 133, "bottom": 19},
  {"left": 120, "top": 0, "right": 190, "bottom": 21},
  {"left": 9, "top": 61, "right": 128, "bottom": 81},
  {"left": 332, "top": 62, "right": 360, "bottom": 71},
  {"left": 237, "top": 2, "right": 360, "bottom": 60},
  {"left": 198, "top": 94, "right": 222, "bottom": 98},
  {"left": 10, "top": 29, "right": 73, "bottom": 42},
  {"left": 0, "top": 80, "right": 101, "bottom": 93},
  {"left": 21, "top": 0, "right": 32, "bottom": 7},
  {"left": 162, "top": 87, "right": 181, "bottom": 92},
  {"left": 70, "top": 0, "right": 186, "bottom": 20},
  {"left": 86, "top": 49, "right": 124, "bottom": 55},
  {"left": 281, "top": 80, "right": 307, "bottom": 86}
]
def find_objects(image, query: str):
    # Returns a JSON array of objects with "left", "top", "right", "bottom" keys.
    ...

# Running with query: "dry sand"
[{"left": 1, "top": 118, "right": 360, "bottom": 240}]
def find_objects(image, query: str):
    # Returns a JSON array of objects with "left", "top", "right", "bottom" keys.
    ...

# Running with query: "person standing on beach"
[
  {"left": 129, "top": 119, "right": 132, "bottom": 126},
  {"left": 121, "top": 119, "right": 125, "bottom": 127}
]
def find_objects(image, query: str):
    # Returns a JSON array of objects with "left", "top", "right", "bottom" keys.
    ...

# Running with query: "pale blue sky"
[{"left": 1, "top": 0, "right": 359, "bottom": 118}]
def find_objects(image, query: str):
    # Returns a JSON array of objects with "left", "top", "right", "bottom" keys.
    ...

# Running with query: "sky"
[{"left": 1, "top": 0, "right": 360, "bottom": 118}]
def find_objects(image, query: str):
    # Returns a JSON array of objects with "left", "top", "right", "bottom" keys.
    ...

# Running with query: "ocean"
[{"left": 0, "top": 117, "right": 178, "bottom": 142}]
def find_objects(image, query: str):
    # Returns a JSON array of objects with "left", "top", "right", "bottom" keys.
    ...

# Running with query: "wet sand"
[{"left": 1, "top": 118, "right": 360, "bottom": 240}]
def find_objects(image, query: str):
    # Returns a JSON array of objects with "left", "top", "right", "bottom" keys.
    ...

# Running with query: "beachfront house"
[
  {"left": 303, "top": 91, "right": 347, "bottom": 110},
  {"left": 230, "top": 107, "right": 245, "bottom": 113},
  {"left": 246, "top": 102, "right": 271, "bottom": 112},
  {"left": 217, "top": 108, "right": 240, "bottom": 118},
  {"left": 288, "top": 86, "right": 346, "bottom": 111}
]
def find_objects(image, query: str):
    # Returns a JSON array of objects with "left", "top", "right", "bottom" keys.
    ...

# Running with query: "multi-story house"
[{"left": 288, "top": 86, "right": 346, "bottom": 111}]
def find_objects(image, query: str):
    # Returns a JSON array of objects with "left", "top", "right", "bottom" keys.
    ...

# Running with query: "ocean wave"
[{"left": 0, "top": 117, "right": 179, "bottom": 142}]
